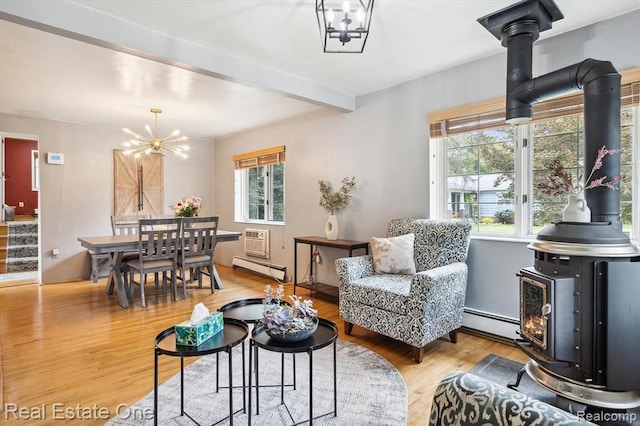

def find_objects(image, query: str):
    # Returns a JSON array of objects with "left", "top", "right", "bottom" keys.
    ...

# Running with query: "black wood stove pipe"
[{"left": 498, "top": 15, "right": 622, "bottom": 224}]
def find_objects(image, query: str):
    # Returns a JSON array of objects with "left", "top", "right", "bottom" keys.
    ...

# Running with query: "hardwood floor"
[{"left": 0, "top": 265, "right": 529, "bottom": 425}]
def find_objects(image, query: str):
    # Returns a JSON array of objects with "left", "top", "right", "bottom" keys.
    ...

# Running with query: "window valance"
[{"left": 233, "top": 145, "right": 286, "bottom": 170}]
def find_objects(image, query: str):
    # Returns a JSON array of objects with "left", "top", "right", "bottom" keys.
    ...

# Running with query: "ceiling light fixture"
[
  {"left": 122, "top": 108, "right": 189, "bottom": 158},
  {"left": 316, "top": 0, "right": 375, "bottom": 53}
]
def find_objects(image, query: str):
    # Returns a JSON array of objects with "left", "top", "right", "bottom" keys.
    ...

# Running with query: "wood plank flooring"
[{"left": 0, "top": 265, "right": 529, "bottom": 425}]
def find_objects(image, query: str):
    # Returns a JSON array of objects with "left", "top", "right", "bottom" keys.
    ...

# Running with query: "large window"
[
  {"left": 430, "top": 69, "right": 639, "bottom": 241},
  {"left": 234, "top": 146, "right": 285, "bottom": 223}
]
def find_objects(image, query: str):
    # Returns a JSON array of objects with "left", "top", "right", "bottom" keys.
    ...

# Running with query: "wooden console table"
[{"left": 293, "top": 236, "right": 369, "bottom": 298}]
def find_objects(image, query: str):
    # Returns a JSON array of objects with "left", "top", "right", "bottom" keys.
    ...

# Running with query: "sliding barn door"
[{"left": 113, "top": 150, "right": 164, "bottom": 216}]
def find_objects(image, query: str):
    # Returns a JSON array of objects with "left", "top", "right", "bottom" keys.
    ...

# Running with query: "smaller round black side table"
[
  {"left": 218, "top": 298, "right": 298, "bottom": 391},
  {"left": 219, "top": 297, "right": 293, "bottom": 325},
  {"left": 248, "top": 317, "right": 338, "bottom": 425},
  {"left": 153, "top": 317, "right": 248, "bottom": 426},
  {"left": 218, "top": 297, "right": 265, "bottom": 324}
]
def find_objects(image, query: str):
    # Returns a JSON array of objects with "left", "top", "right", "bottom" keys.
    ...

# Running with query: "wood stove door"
[{"left": 520, "top": 274, "right": 549, "bottom": 350}]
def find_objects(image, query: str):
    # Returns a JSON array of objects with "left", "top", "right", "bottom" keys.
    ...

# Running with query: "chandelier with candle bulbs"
[
  {"left": 122, "top": 108, "right": 189, "bottom": 158},
  {"left": 316, "top": 0, "right": 375, "bottom": 53}
]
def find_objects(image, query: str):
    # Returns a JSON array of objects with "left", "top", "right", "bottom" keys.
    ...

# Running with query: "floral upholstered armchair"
[
  {"left": 429, "top": 372, "right": 593, "bottom": 425},
  {"left": 335, "top": 219, "right": 472, "bottom": 363}
]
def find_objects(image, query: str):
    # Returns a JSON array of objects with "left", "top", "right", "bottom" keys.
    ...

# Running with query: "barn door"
[{"left": 113, "top": 150, "right": 164, "bottom": 216}]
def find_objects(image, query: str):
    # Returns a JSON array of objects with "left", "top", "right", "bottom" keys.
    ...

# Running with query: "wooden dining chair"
[
  {"left": 126, "top": 217, "right": 181, "bottom": 308},
  {"left": 177, "top": 216, "right": 219, "bottom": 296},
  {"left": 111, "top": 214, "right": 150, "bottom": 288},
  {"left": 111, "top": 214, "right": 148, "bottom": 235},
  {"left": 87, "top": 214, "right": 149, "bottom": 283}
]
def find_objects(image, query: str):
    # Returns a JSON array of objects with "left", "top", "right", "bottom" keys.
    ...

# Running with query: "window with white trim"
[
  {"left": 233, "top": 146, "right": 285, "bottom": 224},
  {"left": 429, "top": 69, "right": 639, "bottom": 241}
]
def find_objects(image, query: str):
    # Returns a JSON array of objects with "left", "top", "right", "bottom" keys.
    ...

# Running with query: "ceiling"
[{"left": 1, "top": 0, "right": 640, "bottom": 140}]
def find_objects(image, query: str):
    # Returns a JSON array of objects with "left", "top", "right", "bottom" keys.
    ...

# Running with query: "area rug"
[
  {"left": 471, "top": 355, "right": 640, "bottom": 426},
  {"left": 107, "top": 340, "right": 407, "bottom": 425}
]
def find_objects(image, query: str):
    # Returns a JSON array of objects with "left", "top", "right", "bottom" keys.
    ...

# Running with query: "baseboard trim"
[{"left": 462, "top": 308, "right": 520, "bottom": 342}]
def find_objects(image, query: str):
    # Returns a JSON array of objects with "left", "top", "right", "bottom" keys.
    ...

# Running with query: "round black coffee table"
[
  {"left": 153, "top": 317, "right": 248, "bottom": 426},
  {"left": 248, "top": 317, "right": 338, "bottom": 425}
]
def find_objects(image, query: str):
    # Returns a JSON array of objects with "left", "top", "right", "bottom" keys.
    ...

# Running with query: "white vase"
[
  {"left": 562, "top": 195, "right": 591, "bottom": 222},
  {"left": 325, "top": 215, "right": 338, "bottom": 240}
]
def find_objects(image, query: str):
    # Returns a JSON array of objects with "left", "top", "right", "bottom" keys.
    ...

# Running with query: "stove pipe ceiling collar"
[{"left": 478, "top": 0, "right": 564, "bottom": 124}]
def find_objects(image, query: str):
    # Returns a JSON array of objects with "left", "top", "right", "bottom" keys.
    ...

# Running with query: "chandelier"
[
  {"left": 122, "top": 108, "right": 189, "bottom": 158},
  {"left": 316, "top": 0, "right": 375, "bottom": 53}
]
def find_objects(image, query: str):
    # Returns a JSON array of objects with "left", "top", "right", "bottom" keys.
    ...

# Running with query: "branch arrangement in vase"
[
  {"left": 318, "top": 176, "right": 356, "bottom": 215},
  {"left": 535, "top": 146, "right": 621, "bottom": 198}
]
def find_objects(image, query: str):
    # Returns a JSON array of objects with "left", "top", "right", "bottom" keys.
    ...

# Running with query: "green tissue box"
[{"left": 175, "top": 312, "right": 224, "bottom": 346}]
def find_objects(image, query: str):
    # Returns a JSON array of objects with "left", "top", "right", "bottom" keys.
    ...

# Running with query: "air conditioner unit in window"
[{"left": 243, "top": 228, "right": 269, "bottom": 258}]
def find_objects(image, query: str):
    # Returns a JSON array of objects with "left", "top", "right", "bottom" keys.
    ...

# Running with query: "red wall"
[{"left": 5, "top": 137, "right": 38, "bottom": 215}]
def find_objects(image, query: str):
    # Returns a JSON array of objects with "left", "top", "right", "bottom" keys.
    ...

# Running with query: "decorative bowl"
[{"left": 266, "top": 317, "right": 318, "bottom": 343}]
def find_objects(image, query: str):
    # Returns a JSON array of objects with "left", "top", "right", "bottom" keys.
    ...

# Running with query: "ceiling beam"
[{"left": 0, "top": 0, "right": 355, "bottom": 112}]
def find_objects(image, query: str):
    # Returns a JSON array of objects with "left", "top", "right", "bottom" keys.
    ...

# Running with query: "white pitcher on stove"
[{"left": 562, "top": 195, "right": 591, "bottom": 222}]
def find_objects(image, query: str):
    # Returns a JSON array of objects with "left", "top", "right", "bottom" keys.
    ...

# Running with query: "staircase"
[
  {"left": 4, "top": 221, "right": 39, "bottom": 272},
  {"left": 0, "top": 224, "right": 7, "bottom": 273}
]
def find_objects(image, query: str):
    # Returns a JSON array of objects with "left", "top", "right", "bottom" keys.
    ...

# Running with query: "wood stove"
[
  {"left": 478, "top": 0, "right": 640, "bottom": 411},
  {"left": 515, "top": 225, "right": 640, "bottom": 409}
]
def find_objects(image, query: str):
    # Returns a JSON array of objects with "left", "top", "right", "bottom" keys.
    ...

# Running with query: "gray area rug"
[
  {"left": 107, "top": 340, "right": 407, "bottom": 425},
  {"left": 471, "top": 355, "right": 640, "bottom": 426}
]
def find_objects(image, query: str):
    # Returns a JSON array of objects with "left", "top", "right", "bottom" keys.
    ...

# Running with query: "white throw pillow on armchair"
[{"left": 370, "top": 233, "right": 416, "bottom": 274}]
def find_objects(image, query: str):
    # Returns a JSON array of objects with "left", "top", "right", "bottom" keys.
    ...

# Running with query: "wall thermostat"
[{"left": 47, "top": 152, "right": 64, "bottom": 164}]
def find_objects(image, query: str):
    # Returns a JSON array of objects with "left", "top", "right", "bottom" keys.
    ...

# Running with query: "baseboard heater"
[
  {"left": 462, "top": 308, "right": 519, "bottom": 341},
  {"left": 232, "top": 256, "right": 286, "bottom": 282}
]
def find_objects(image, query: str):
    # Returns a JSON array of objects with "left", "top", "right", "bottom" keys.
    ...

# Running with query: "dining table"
[{"left": 77, "top": 230, "right": 241, "bottom": 308}]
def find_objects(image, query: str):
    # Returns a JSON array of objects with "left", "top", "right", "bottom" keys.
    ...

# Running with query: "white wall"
[
  {"left": 214, "top": 10, "right": 640, "bottom": 337},
  {"left": 0, "top": 114, "right": 214, "bottom": 283}
]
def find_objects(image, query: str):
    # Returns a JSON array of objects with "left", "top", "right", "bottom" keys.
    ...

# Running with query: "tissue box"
[{"left": 175, "top": 312, "right": 224, "bottom": 346}]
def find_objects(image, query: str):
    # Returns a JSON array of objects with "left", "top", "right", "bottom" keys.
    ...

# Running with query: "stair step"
[
  {"left": 8, "top": 245, "right": 38, "bottom": 258},
  {"left": 7, "top": 222, "right": 38, "bottom": 235},
  {"left": 7, "top": 257, "right": 39, "bottom": 272},
  {"left": 8, "top": 234, "right": 38, "bottom": 246}
]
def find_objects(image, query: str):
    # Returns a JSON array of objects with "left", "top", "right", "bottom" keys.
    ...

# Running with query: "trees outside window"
[
  {"left": 445, "top": 126, "right": 516, "bottom": 233},
  {"left": 531, "top": 109, "right": 633, "bottom": 233},
  {"left": 236, "top": 163, "right": 285, "bottom": 223}
]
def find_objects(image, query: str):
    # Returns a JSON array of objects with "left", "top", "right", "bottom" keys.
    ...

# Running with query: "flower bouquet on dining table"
[{"left": 172, "top": 196, "right": 202, "bottom": 217}]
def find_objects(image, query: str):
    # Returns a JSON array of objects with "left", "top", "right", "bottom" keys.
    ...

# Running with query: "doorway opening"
[{"left": 1, "top": 134, "right": 40, "bottom": 287}]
